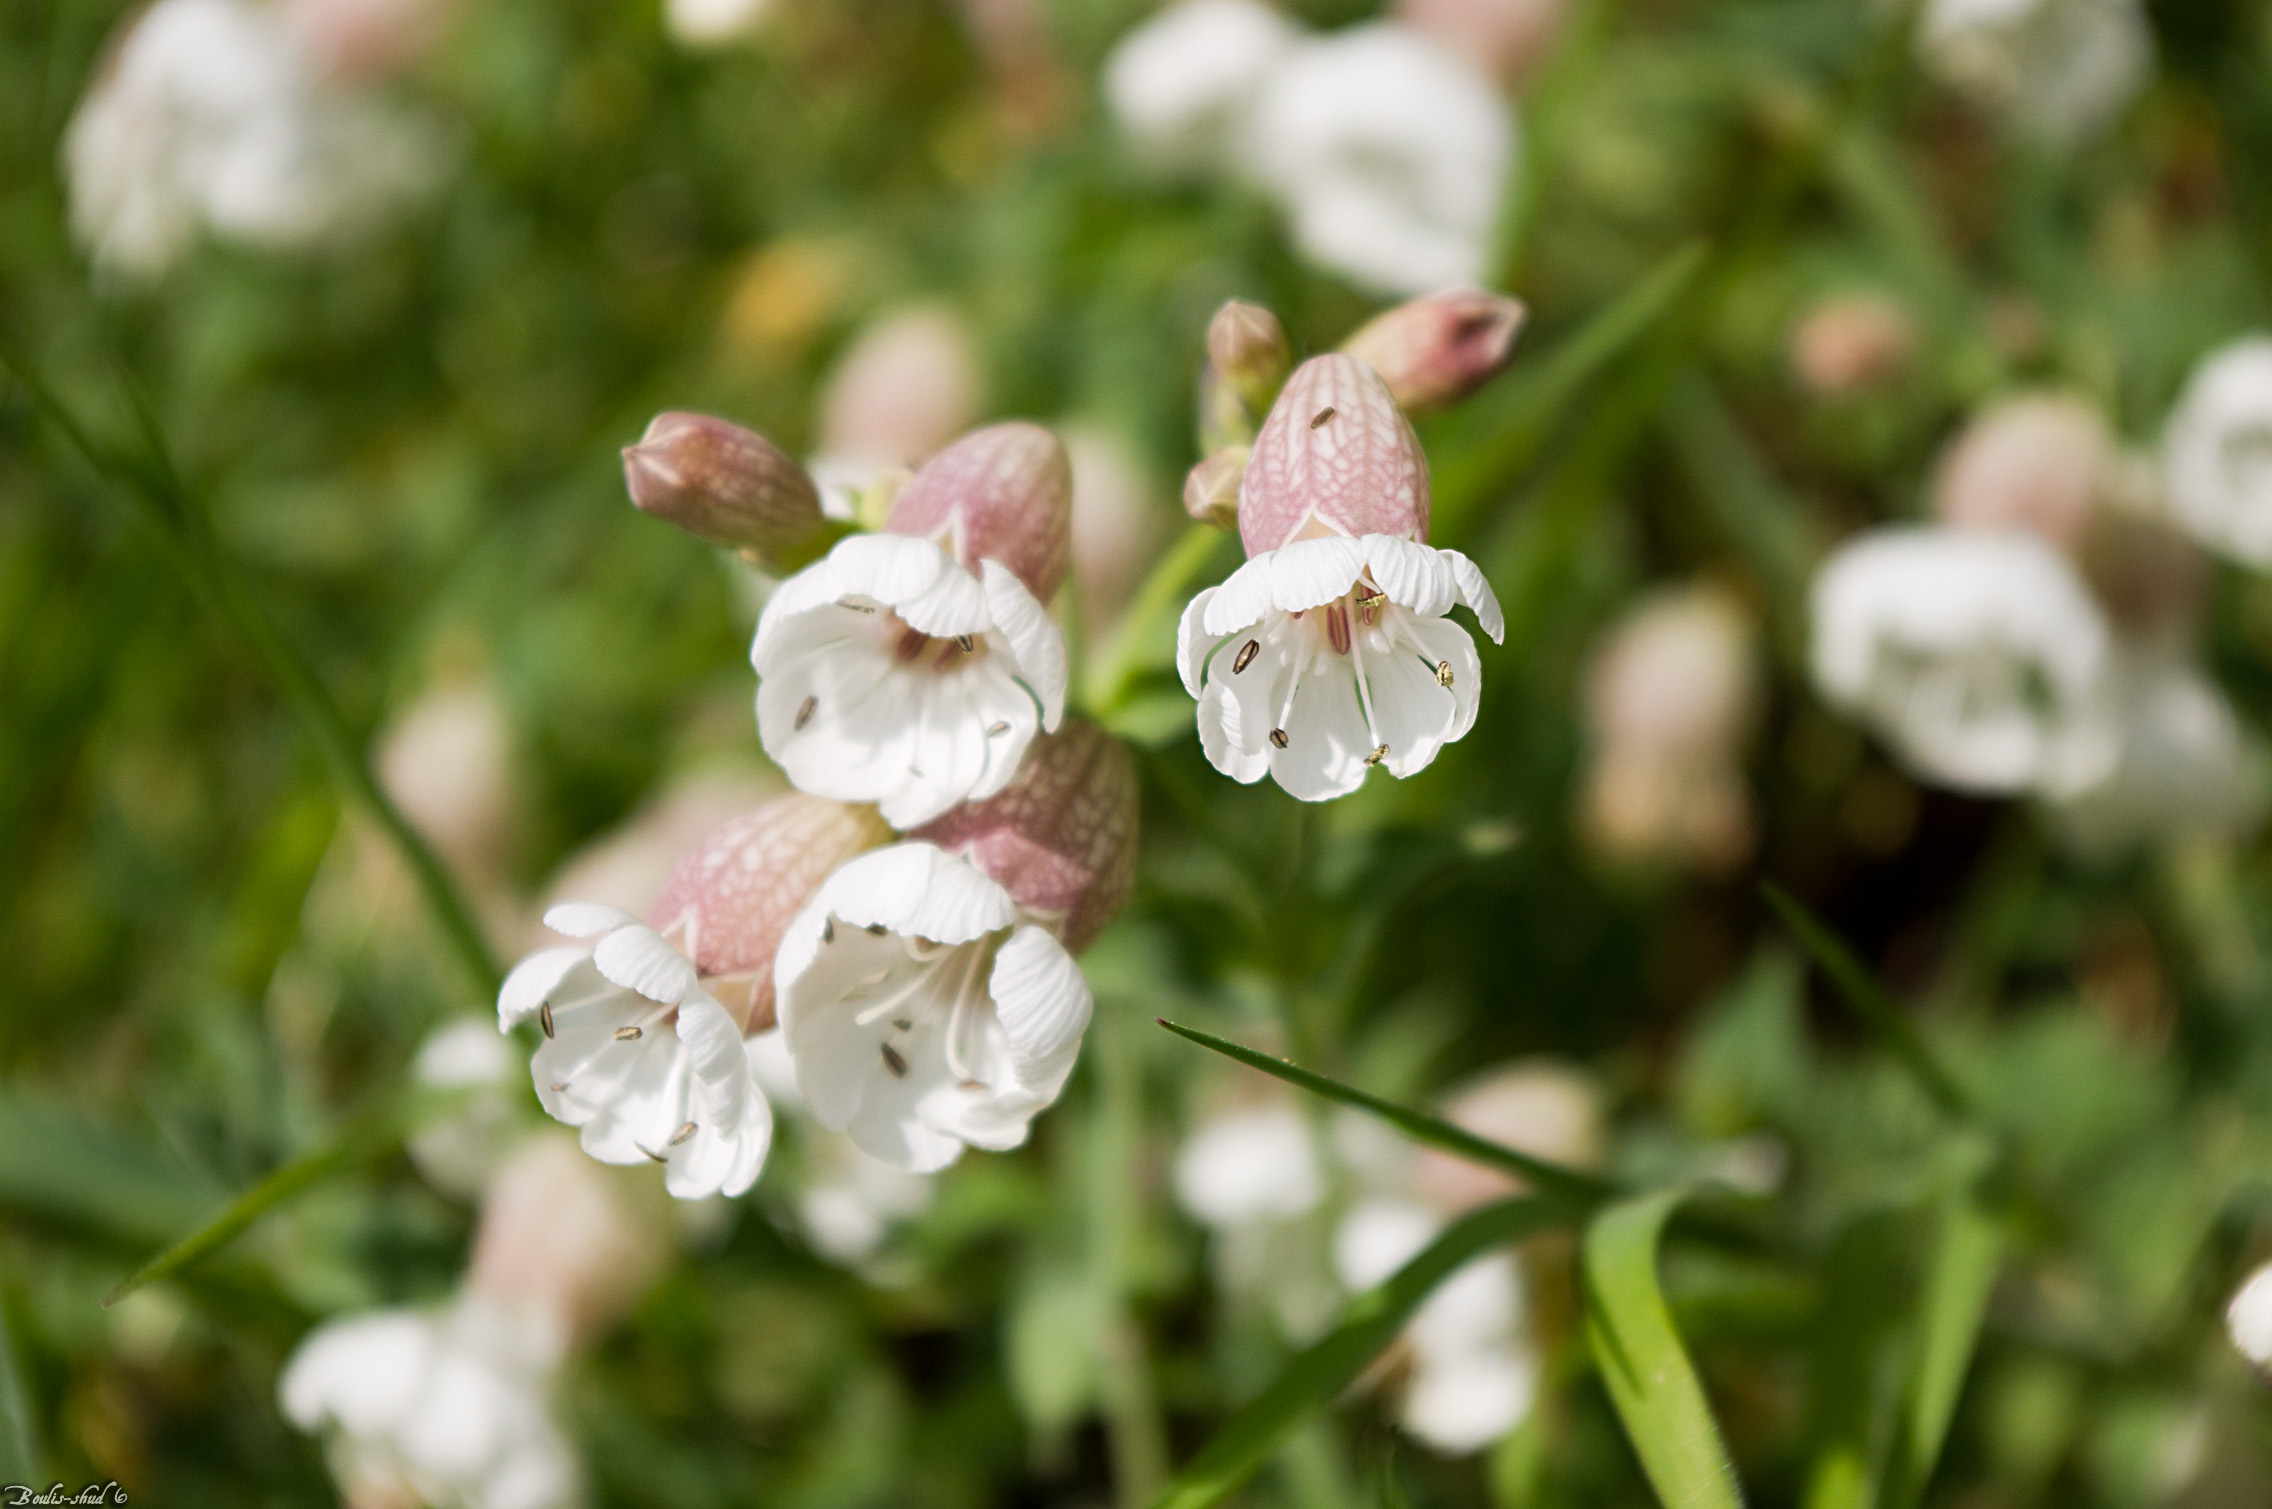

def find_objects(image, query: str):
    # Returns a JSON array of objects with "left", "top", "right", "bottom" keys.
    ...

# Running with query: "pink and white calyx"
[
  {"left": 752, "top": 422, "right": 1072, "bottom": 829},
  {"left": 773, "top": 720, "right": 1137, "bottom": 1172},
  {"left": 1179, "top": 351, "right": 1503, "bottom": 800}
]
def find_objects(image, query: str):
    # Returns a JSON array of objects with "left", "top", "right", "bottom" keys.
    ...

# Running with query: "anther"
[
  {"left": 865, "top": 922, "right": 887, "bottom": 935},
  {"left": 822, "top": 917, "right": 835, "bottom": 944},
  {"left": 1435, "top": 661, "right": 1454, "bottom": 687},
  {"left": 540, "top": 1001, "right": 555, "bottom": 1038},
  {"left": 955, "top": 634, "right": 975, "bottom": 652},
  {"left": 794, "top": 695, "right": 817, "bottom": 731},
  {"left": 667, "top": 1121, "right": 698, "bottom": 1146},
  {"left": 615, "top": 1025, "right": 643, "bottom": 1042},
  {"left": 986, "top": 721, "right": 1009, "bottom": 736},
  {"left": 1310, "top": 406, "right": 1337, "bottom": 429},
  {"left": 892, "top": 1017, "right": 912, "bottom": 1032},
  {"left": 637, "top": 1143, "right": 668, "bottom": 1164},
  {"left": 1269, "top": 727, "right": 1289, "bottom": 749},
  {"left": 1365, "top": 744, "right": 1389, "bottom": 766},
  {"left": 881, "top": 1043, "right": 909, "bottom": 1078},
  {"left": 1232, "top": 639, "right": 1260, "bottom": 674}
]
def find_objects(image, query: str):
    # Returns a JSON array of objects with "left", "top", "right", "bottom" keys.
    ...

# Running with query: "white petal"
[
  {"left": 1173, "top": 1105, "right": 1323, "bottom": 1227},
  {"left": 1178, "top": 587, "right": 1228, "bottom": 699},
  {"left": 750, "top": 552, "right": 844, "bottom": 665},
  {"left": 896, "top": 556, "right": 992, "bottom": 637},
  {"left": 591, "top": 924, "right": 698, "bottom": 1004},
  {"left": 541, "top": 901, "right": 639, "bottom": 939},
  {"left": 279, "top": 1311, "right": 435, "bottom": 1434},
  {"left": 982, "top": 560, "right": 1068, "bottom": 730},
  {"left": 666, "top": 996, "right": 773, "bottom": 1198},
  {"left": 1401, "top": 1344, "right": 1538, "bottom": 1453},
  {"left": 1401, "top": 614, "right": 1484, "bottom": 748},
  {"left": 1362, "top": 535, "right": 1454, "bottom": 617},
  {"left": 1440, "top": 549, "right": 1503, "bottom": 642},
  {"left": 1203, "top": 553, "right": 1276, "bottom": 635},
  {"left": 1197, "top": 681, "right": 1272, "bottom": 784},
  {"left": 817, "top": 844, "right": 1018, "bottom": 944},
  {"left": 827, "top": 530, "right": 950, "bottom": 606},
  {"left": 1267, "top": 534, "right": 1368, "bottom": 612},
  {"left": 1360, "top": 625, "right": 1462, "bottom": 778},
  {"left": 1271, "top": 648, "right": 1371, "bottom": 801},
  {"left": 989, "top": 925, "right": 1092, "bottom": 1071},
  {"left": 497, "top": 946, "right": 588, "bottom": 1029}
]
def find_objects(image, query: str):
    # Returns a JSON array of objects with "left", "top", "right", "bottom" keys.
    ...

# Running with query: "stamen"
[
  {"left": 987, "top": 721, "right": 1009, "bottom": 736},
  {"left": 1233, "top": 639, "right": 1260, "bottom": 674},
  {"left": 540, "top": 1001, "right": 555, "bottom": 1038},
  {"left": 822, "top": 917, "right": 835, "bottom": 944},
  {"left": 1326, "top": 604, "right": 1351, "bottom": 656},
  {"left": 1366, "top": 744, "right": 1389, "bottom": 766},
  {"left": 794, "top": 695, "right": 817, "bottom": 731},
  {"left": 615, "top": 1025, "right": 642, "bottom": 1042},
  {"left": 667, "top": 1121, "right": 698, "bottom": 1146},
  {"left": 1270, "top": 644, "right": 1311, "bottom": 754},
  {"left": 880, "top": 1043, "right": 909, "bottom": 1078},
  {"left": 1348, "top": 609, "right": 1388, "bottom": 767},
  {"left": 865, "top": 922, "right": 887, "bottom": 935},
  {"left": 1435, "top": 660, "right": 1454, "bottom": 687},
  {"left": 955, "top": 634, "right": 975, "bottom": 653},
  {"left": 941, "top": 945, "right": 992, "bottom": 1084},
  {"left": 1310, "top": 406, "right": 1337, "bottom": 429},
  {"left": 1269, "top": 728, "right": 1289, "bottom": 749},
  {"left": 636, "top": 1143, "right": 669, "bottom": 1164},
  {"left": 896, "top": 628, "right": 930, "bottom": 663}
]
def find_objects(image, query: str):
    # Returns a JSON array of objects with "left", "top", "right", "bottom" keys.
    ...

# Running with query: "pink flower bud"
[
  {"left": 282, "top": 0, "right": 459, "bottom": 81},
  {"left": 1238, "top": 353, "right": 1430, "bottom": 554},
  {"left": 911, "top": 718, "right": 1138, "bottom": 952},
  {"left": 1396, "top": 0, "right": 1566, "bottom": 84},
  {"left": 1932, "top": 393, "right": 2114, "bottom": 557},
  {"left": 650, "top": 794, "right": 893, "bottom": 1031},
  {"left": 1412, "top": 1060, "right": 1604, "bottom": 1211},
  {"left": 623, "top": 412, "right": 830, "bottom": 568},
  {"left": 1183, "top": 446, "right": 1248, "bottom": 528},
  {"left": 466, "top": 1133, "right": 670, "bottom": 1346},
  {"left": 377, "top": 676, "right": 515, "bottom": 881},
  {"left": 1341, "top": 288, "right": 1527, "bottom": 415},
  {"left": 1207, "top": 300, "right": 1294, "bottom": 415},
  {"left": 1788, "top": 291, "right": 1914, "bottom": 397},
  {"left": 884, "top": 421, "right": 1075, "bottom": 601},
  {"left": 1069, "top": 425, "right": 1171, "bottom": 632},
  {"left": 818, "top": 305, "right": 985, "bottom": 469}
]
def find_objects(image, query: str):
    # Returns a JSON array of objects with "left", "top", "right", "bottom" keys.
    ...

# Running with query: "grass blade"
[
  {"left": 1153, "top": 1195, "right": 1567, "bottom": 1509},
  {"left": 1155, "top": 1020, "right": 1613, "bottom": 1206},
  {"left": 1881, "top": 1176, "right": 2002, "bottom": 1509},
  {"left": 1583, "top": 1189, "right": 1747, "bottom": 1509},
  {"left": 1761, "top": 884, "right": 1971, "bottom": 1119},
  {"left": 0, "top": 1289, "right": 42, "bottom": 1485}
]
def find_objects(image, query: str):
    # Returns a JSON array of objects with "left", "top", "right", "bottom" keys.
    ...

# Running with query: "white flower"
[
  {"left": 2163, "top": 337, "right": 2272, "bottom": 567},
  {"left": 1810, "top": 527, "right": 2116, "bottom": 796},
  {"left": 280, "top": 1295, "right": 579, "bottom": 1509},
  {"left": 63, "top": 0, "right": 429, "bottom": 277},
  {"left": 2228, "top": 1261, "right": 2272, "bottom": 1369},
  {"left": 774, "top": 844, "right": 1093, "bottom": 1173},
  {"left": 1244, "top": 25, "right": 1514, "bottom": 296},
  {"left": 498, "top": 904, "right": 773, "bottom": 1200},
  {"left": 752, "top": 532, "right": 1067, "bottom": 829},
  {"left": 2043, "top": 641, "right": 2265, "bottom": 855},
  {"left": 406, "top": 1019, "right": 520, "bottom": 1201},
  {"left": 665, "top": 0, "right": 775, "bottom": 46},
  {"left": 796, "top": 1134, "right": 937, "bottom": 1265},
  {"left": 1917, "top": 0, "right": 2149, "bottom": 142},
  {"left": 1103, "top": 0, "right": 1299, "bottom": 173},
  {"left": 1174, "top": 1105, "right": 1325, "bottom": 1229},
  {"left": 1180, "top": 533, "right": 1502, "bottom": 800}
]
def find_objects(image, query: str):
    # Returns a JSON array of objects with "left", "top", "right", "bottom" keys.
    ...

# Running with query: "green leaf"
[
  {"left": 1152, "top": 1195, "right": 1567, "bottom": 1509},
  {"left": 1155, "top": 1020, "right": 1613, "bottom": 1206},
  {"left": 0, "top": 1289, "right": 43, "bottom": 1485},
  {"left": 1761, "top": 885, "right": 1971, "bottom": 1118},
  {"left": 1582, "top": 1189, "right": 1746, "bottom": 1509},
  {"left": 0, "top": 1093, "right": 221, "bottom": 1243},
  {"left": 1881, "top": 1175, "right": 2003, "bottom": 1509}
]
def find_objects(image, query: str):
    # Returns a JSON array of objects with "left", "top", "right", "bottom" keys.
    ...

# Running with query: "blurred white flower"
[
  {"left": 1917, "top": 0, "right": 2149, "bottom": 142},
  {"left": 1414, "top": 1059, "right": 1605, "bottom": 1212},
  {"left": 1244, "top": 25, "right": 1513, "bottom": 296},
  {"left": 774, "top": 844, "right": 1092, "bottom": 1172},
  {"left": 1933, "top": 393, "right": 2115, "bottom": 556},
  {"left": 2162, "top": 336, "right": 2272, "bottom": 567},
  {"left": 406, "top": 1018, "right": 521, "bottom": 1201},
  {"left": 1810, "top": 527, "right": 2116, "bottom": 796},
  {"left": 467, "top": 1133, "right": 670, "bottom": 1345},
  {"left": 1181, "top": 356, "right": 1501, "bottom": 801},
  {"left": 378, "top": 677, "right": 516, "bottom": 883},
  {"left": 1174, "top": 1104, "right": 1324, "bottom": 1228},
  {"left": 498, "top": 904, "right": 773, "bottom": 1200},
  {"left": 665, "top": 0, "right": 775, "bottom": 47},
  {"left": 64, "top": 0, "right": 431, "bottom": 278},
  {"left": 796, "top": 1132, "right": 938, "bottom": 1264},
  {"left": 2227, "top": 1260, "right": 2272, "bottom": 1370},
  {"left": 2044, "top": 641, "right": 2265, "bottom": 856},
  {"left": 1103, "top": 0, "right": 1298, "bottom": 173},
  {"left": 280, "top": 1295, "right": 579, "bottom": 1509}
]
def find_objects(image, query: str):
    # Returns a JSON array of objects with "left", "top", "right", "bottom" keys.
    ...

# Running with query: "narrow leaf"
[
  {"left": 1583, "top": 1189, "right": 1747, "bottom": 1509},
  {"left": 1153, "top": 1195, "right": 1566, "bottom": 1509},
  {"left": 1156, "top": 1020, "right": 1613, "bottom": 1206},
  {"left": 1881, "top": 1180, "right": 2002, "bottom": 1509},
  {"left": 1761, "top": 884, "right": 1971, "bottom": 1118},
  {"left": 0, "top": 1290, "right": 42, "bottom": 1485}
]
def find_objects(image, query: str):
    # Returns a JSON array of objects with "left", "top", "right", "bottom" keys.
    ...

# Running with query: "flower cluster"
[
  {"left": 1809, "top": 384, "right": 2266, "bottom": 854},
  {"left": 1102, "top": 0, "right": 1516, "bottom": 295},
  {"left": 500, "top": 411, "right": 1139, "bottom": 1199},
  {"left": 1916, "top": 0, "right": 2151, "bottom": 143},
  {"left": 1176, "top": 295, "right": 1514, "bottom": 800}
]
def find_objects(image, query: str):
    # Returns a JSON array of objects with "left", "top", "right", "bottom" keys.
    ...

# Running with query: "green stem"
[{"left": 1089, "top": 524, "right": 1235, "bottom": 715}]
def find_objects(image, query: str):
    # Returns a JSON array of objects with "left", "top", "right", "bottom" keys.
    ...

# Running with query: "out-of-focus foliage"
[{"left": 11, "top": 0, "right": 2272, "bottom": 1505}]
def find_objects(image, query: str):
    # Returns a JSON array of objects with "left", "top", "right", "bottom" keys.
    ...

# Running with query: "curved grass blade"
[
  {"left": 1156, "top": 1020, "right": 1613, "bottom": 1206},
  {"left": 0, "top": 1290, "right": 42, "bottom": 1485},
  {"left": 1761, "top": 884, "right": 1970, "bottom": 1118},
  {"left": 1881, "top": 1178, "right": 2002, "bottom": 1509},
  {"left": 1583, "top": 1189, "right": 1747, "bottom": 1509},
  {"left": 1152, "top": 1195, "right": 1566, "bottom": 1509}
]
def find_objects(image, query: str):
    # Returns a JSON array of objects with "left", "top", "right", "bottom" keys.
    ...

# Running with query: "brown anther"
[
  {"left": 895, "top": 627, "right": 930, "bottom": 662},
  {"left": 1269, "top": 727, "right": 1289, "bottom": 749},
  {"left": 822, "top": 917, "right": 835, "bottom": 944},
  {"left": 865, "top": 922, "right": 888, "bottom": 935},
  {"left": 892, "top": 1017, "right": 912, "bottom": 1032},
  {"left": 615, "top": 1025, "right": 643, "bottom": 1042},
  {"left": 1365, "top": 744, "right": 1389, "bottom": 766},
  {"left": 1309, "top": 406, "right": 1337, "bottom": 429},
  {"left": 844, "top": 601, "right": 878, "bottom": 615},
  {"left": 540, "top": 1001, "right": 555, "bottom": 1038},
  {"left": 955, "top": 634, "right": 976, "bottom": 653},
  {"left": 880, "top": 1043, "right": 909, "bottom": 1078},
  {"left": 638, "top": 1144, "right": 669, "bottom": 1164},
  {"left": 549, "top": 1081, "right": 569, "bottom": 1093},
  {"left": 986, "top": 721, "right": 1010, "bottom": 736},
  {"left": 1435, "top": 660, "right": 1454, "bottom": 687},
  {"left": 1232, "top": 639, "right": 1260, "bottom": 674},
  {"left": 794, "top": 695, "right": 817, "bottom": 732},
  {"left": 667, "top": 1121, "right": 698, "bottom": 1146}
]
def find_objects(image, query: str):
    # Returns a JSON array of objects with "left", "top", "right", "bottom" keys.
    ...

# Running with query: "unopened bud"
[
  {"left": 467, "top": 1133, "right": 670, "bottom": 1345},
  {"left": 377, "top": 676, "right": 514, "bottom": 880},
  {"left": 1239, "top": 353, "right": 1429, "bottom": 553},
  {"left": 1068, "top": 425, "right": 1170, "bottom": 632},
  {"left": 1413, "top": 1060, "right": 1604, "bottom": 1210},
  {"left": 818, "top": 304, "right": 984, "bottom": 468},
  {"left": 1207, "top": 300, "right": 1293, "bottom": 416},
  {"left": 912, "top": 719, "right": 1138, "bottom": 952},
  {"left": 1933, "top": 394, "right": 2114, "bottom": 557},
  {"left": 1341, "top": 288, "right": 1526, "bottom": 415},
  {"left": 1789, "top": 291, "right": 1914, "bottom": 397},
  {"left": 885, "top": 421, "right": 1074, "bottom": 601},
  {"left": 1183, "top": 446, "right": 1248, "bottom": 529},
  {"left": 650, "top": 794, "right": 892, "bottom": 1031},
  {"left": 1396, "top": 0, "right": 1567, "bottom": 83},
  {"left": 1198, "top": 366, "right": 1254, "bottom": 453},
  {"left": 624, "top": 412, "right": 830, "bottom": 570}
]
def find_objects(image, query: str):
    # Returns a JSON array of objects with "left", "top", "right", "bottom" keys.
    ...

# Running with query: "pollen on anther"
[
  {"left": 955, "top": 634, "right": 976, "bottom": 652},
  {"left": 1365, "top": 744, "right": 1389, "bottom": 766},
  {"left": 1435, "top": 660, "right": 1454, "bottom": 687},
  {"left": 794, "top": 695, "right": 817, "bottom": 731},
  {"left": 986, "top": 721, "right": 1010, "bottom": 736},
  {"left": 615, "top": 1025, "right": 643, "bottom": 1042},
  {"left": 1310, "top": 406, "right": 1337, "bottom": 429},
  {"left": 667, "top": 1121, "right": 698, "bottom": 1146},
  {"left": 540, "top": 1001, "right": 555, "bottom": 1038},
  {"left": 881, "top": 1043, "right": 909, "bottom": 1078},
  {"left": 1233, "top": 639, "right": 1260, "bottom": 674},
  {"left": 1269, "top": 727, "right": 1289, "bottom": 749}
]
